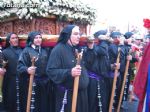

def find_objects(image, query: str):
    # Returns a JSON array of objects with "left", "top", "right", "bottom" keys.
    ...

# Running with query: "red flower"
[{"left": 143, "top": 18, "right": 150, "bottom": 29}]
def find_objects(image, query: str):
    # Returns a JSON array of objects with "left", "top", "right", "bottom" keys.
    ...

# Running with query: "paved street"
[
  {"left": 0, "top": 95, "right": 139, "bottom": 112},
  {"left": 120, "top": 95, "right": 139, "bottom": 112},
  {"left": 120, "top": 101, "right": 139, "bottom": 112}
]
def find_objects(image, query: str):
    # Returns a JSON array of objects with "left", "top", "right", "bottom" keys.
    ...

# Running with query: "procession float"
[{"left": 0, "top": 0, "right": 96, "bottom": 47}]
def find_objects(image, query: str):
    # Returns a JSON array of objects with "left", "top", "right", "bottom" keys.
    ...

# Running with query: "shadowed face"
[
  {"left": 112, "top": 36, "right": 121, "bottom": 44},
  {"left": 69, "top": 26, "right": 80, "bottom": 46},
  {"left": 33, "top": 35, "right": 42, "bottom": 46},
  {"left": 9, "top": 34, "right": 19, "bottom": 47}
]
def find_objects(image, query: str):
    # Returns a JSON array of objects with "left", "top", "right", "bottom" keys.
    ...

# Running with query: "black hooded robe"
[
  {"left": 84, "top": 40, "right": 112, "bottom": 112},
  {"left": 17, "top": 46, "right": 52, "bottom": 112},
  {"left": 46, "top": 43, "right": 89, "bottom": 112},
  {"left": 2, "top": 46, "right": 22, "bottom": 112},
  {"left": 108, "top": 43, "right": 127, "bottom": 108},
  {"left": 124, "top": 44, "right": 138, "bottom": 101}
]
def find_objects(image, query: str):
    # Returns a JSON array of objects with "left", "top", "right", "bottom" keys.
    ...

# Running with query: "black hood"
[
  {"left": 57, "top": 25, "right": 76, "bottom": 44},
  {"left": 26, "top": 31, "right": 41, "bottom": 47},
  {"left": 6, "top": 32, "right": 17, "bottom": 48}
]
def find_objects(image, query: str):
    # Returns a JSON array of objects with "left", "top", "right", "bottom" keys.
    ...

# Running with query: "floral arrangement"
[
  {"left": 143, "top": 18, "right": 150, "bottom": 29},
  {"left": 0, "top": 0, "right": 96, "bottom": 24}
]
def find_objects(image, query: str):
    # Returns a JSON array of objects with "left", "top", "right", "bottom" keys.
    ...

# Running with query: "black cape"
[
  {"left": 46, "top": 43, "right": 89, "bottom": 112},
  {"left": 17, "top": 46, "right": 52, "bottom": 112},
  {"left": 2, "top": 46, "right": 22, "bottom": 112},
  {"left": 84, "top": 41, "right": 112, "bottom": 112}
]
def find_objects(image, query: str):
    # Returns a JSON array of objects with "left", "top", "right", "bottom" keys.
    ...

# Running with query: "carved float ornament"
[
  {"left": 0, "top": 17, "right": 90, "bottom": 47},
  {"left": 13, "top": 19, "right": 32, "bottom": 35},
  {"left": 34, "top": 18, "right": 56, "bottom": 34},
  {"left": 0, "top": 22, "right": 13, "bottom": 36}
]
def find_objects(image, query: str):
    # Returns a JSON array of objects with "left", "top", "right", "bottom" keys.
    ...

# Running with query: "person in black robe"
[
  {"left": 0, "top": 40, "right": 5, "bottom": 111},
  {"left": 46, "top": 25, "right": 89, "bottom": 112},
  {"left": 17, "top": 31, "right": 51, "bottom": 112},
  {"left": 84, "top": 30, "right": 115, "bottom": 112},
  {"left": 121, "top": 32, "right": 137, "bottom": 109},
  {"left": 1, "top": 33, "right": 22, "bottom": 112},
  {"left": 109, "top": 31, "right": 127, "bottom": 109}
]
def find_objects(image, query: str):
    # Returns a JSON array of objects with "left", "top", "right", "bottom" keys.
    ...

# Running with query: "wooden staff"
[
  {"left": 0, "top": 60, "right": 8, "bottom": 99},
  {"left": 116, "top": 54, "right": 130, "bottom": 112},
  {"left": 71, "top": 49, "right": 83, "bottom": 112},
  {"left": 0, "top": 60, "right": 8, "bottom": 78},
  {"left": 26, "top": 57, "right": 36, "bottom": 112},
  {"left": 109, "top": 48, "right": 121, "bottom": 112}
]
